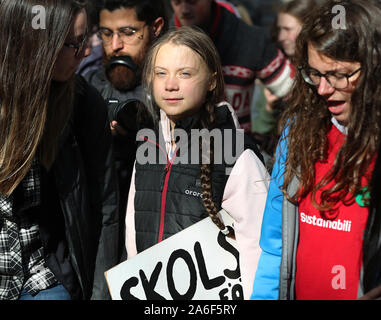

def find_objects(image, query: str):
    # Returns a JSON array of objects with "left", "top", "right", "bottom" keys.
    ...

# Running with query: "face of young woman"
[
  {"left": 307, "top": 43, "right": 361, "bottom": 126},
  {"left": 153, "top": 43, "right": 216, "bottom": 124},
  {"left": 277, "top": 13, "right": 302, "bottom": 57},
  {"left": 52, "top": 9, "right": 90, "bottom": 82}
]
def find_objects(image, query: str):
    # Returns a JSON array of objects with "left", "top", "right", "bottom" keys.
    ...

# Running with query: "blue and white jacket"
[
  {"left": 250, "top": 119, "right": 375, "bottom": 299},
  {"left": 250, "top": 128, "right": 289, "bottom": 300}
]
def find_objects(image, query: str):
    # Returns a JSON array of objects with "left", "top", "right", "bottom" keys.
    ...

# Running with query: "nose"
[
  {"left": 278, "top": 29, "right": 287, "bottom": 42},
  {"left": 179, "top": 2, "right": 191, "bottom": 14},
  {"left": 111, "top": 33, "right": 123, "bottom": 52},
  {"left": 317, "top": 76, "right": 335, "bottom": 96},
  {"left": 76, "top": 41, "right": 91, "bottom": 60},
  {"left": 165, "top": 75, "right": 179, "bottom": 91},
  {"left": 82, "top": 42, "right": 91, "bottom": 58}
]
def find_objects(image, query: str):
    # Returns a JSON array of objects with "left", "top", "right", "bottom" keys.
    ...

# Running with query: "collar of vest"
[
  {"left": 174, "top": 112, "right": 201, "bottom": 131},
  {"left": 172, "top": 103, "right": 233, "bottom": 132},
  {"left": 157, "top": 103, "right": 236, "bottom": 152}
]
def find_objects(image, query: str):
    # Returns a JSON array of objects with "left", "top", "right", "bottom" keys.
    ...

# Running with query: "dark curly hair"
[{"left": 279, "top": 0, "right": 381, "bottom": 213}]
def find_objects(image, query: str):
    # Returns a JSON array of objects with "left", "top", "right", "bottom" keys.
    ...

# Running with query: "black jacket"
[
  {"left": 363, "top": 137, "right": 381, "bottom": 293},
  {"left": 84, "top": 68, "right": 153, "bottom": 260},
  {"left": 39, "top": 76, "right": 119, "bottom": 300},
  {"left": 134, "top": 105, "right": 263, "bottom": 252}
]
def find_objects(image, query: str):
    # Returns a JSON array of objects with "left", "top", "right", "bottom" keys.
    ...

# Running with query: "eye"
[
  {"left": 332, "top": 73, "right": 347, "bottom": 80},
  {"left": 155, "top": 71, "right": 167, "bottom": 77},
  {"left": 119, "top": 28, "right": 135, "bottom": 37},
  {"left": 99, "top": 29, "right": 113, "bottom": 38},
  {"left": 179, "top": 71, "right": 191, "bottom": 78},
  {"left": 309, "top": 70, "right": 320, "bottom": 77}
]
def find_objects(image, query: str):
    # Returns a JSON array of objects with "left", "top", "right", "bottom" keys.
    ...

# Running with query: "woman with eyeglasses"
[
  {"left": 0, "top": 0, "right": 119, "bottom": 300},
  {"left": 251, "top": 0, "right": 381, "bottom": 300}
]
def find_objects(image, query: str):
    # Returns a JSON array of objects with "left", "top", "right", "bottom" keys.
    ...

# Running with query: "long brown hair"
[
  {"left": 142, "top": 26, "right": 234, "bottom": 236},
  {"left": 279, "top": 0, "right": 381, "bottom": 212},
  {"left": 0, "top": 0, "right": 87, "bottom": 195}
]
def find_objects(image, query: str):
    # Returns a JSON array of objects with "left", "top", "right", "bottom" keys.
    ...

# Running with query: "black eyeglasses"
[
  {"left": 64, "top": 29, "right": 89, "bottom": 57},
  {"left": 299, "top": 66, "right": 361, "bottom": 89}
]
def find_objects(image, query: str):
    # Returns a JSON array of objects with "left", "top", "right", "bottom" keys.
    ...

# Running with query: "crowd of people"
[{"left": 0, "top": 0, "right": 381, "bottom": 301}]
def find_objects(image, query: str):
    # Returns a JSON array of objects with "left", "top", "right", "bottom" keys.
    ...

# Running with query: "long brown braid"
[{"left": 199, "top": 103, "right": 235, "bottom": 239}]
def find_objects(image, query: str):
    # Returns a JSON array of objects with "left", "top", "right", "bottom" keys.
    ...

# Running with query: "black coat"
[{"left": 38, "top": 76, "right": 119, "bottom": 300}]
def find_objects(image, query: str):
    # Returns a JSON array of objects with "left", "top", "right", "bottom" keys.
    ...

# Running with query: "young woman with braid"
[{"left": 124, "top": 26, "right": 269, "bottom": 299}]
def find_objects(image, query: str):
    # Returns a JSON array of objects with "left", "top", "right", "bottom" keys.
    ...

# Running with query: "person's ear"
[
  {"left": 208, "top": 72, "right": 217, "bottom": 91},
  {"left": 151, "top": 17, "right": 165, "bottom": 38}
]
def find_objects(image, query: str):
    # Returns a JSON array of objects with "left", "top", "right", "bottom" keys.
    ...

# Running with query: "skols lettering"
[{"left": 119, "top": 232, "right": 242, "bottom": 300}]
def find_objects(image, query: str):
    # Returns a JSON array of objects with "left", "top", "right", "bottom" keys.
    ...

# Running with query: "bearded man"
[{"left": 85, "top": 0, "right": 167, "bottom": 260}]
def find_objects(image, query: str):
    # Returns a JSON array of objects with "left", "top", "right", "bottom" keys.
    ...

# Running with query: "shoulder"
[
  {"left": 219, "top": 6, "right": 277, "bottom": 68},
  {"left": 83, "top": 67, "right": 107, "bottom": 89},
  {"left": 75, "top": 74, "right": 105, "bottom": 104},
  {"left": 220, "top": 5, "right": 270, "bottom": 42},
  {"left": 73, "top": 75, "right": 108, "bottom": 121},
  {"left": 234, "top": 148, "right": 267, "bottom": 175},
  {"left": 214, "top": 102, "right": 264, "bottom": 164}
]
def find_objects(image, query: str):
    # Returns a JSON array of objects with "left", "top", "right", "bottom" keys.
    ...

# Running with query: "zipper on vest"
[
  {"left": 158, "top": 161, "right": 172, "bottom": 243},
  {"left": 140, "top": 132, "right": 178, "bottom": 244},
  {"left": 160, "top": 165, "right": 168, "bottom": 192}
]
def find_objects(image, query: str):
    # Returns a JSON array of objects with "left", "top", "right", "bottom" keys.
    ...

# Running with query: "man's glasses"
[
  {"left": 97, "top": 25, "right": 146, "bottom": 45},
  {"left": 299, "top": 66, "right": 361, "bottom": 89},
  {"left": 64, "top": 29, "right": 89, "bottom": 57}
]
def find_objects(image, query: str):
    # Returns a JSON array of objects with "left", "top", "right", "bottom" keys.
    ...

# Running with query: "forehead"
[
  {"left": 171, "top": 0, "right": 213, "bottom": 6},
  {"left": 170, "top": 0, "right": 214, "bottom": 13},
  {"left": 277, "top": 13, "right": 301, "bottom": 28},
  {"left": 99, "top": 7, "right": 142, "bottom": 28},
  {"left": 307, "top": 43, "right": 360, "bottom": 72},
  {"left": 69, "top": 9, "right": 87, "bottom": 38},
  {"left": 154, "top": 43, "right": 205, "bottom": 68}
]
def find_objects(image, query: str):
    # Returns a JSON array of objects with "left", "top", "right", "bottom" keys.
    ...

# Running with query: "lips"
[
  {"left": 327, "top": 100, "right": 346, "bottom": 114},
  {"left": 327, "top": 100, "right": 345, "bottom": 107},
  {"left": 180, "top": 14, "right": 194, "bottom": 20},
  {"left": 164, "top": 98, "right": 183, "bottom": 105}
]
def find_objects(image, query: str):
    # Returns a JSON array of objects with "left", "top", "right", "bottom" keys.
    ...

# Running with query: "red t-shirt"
[{"left": 295, "top": 124, "right": 370, "bottom": 300}]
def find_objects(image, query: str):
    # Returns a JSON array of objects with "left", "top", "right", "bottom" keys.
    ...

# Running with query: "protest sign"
[{"left": 105, "top": 210, "right": 242, "bottom": 300}]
